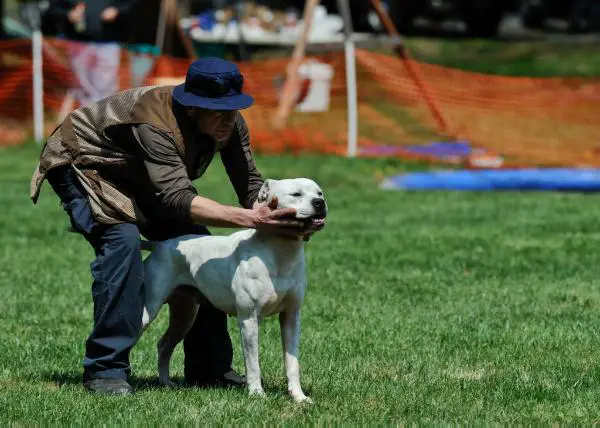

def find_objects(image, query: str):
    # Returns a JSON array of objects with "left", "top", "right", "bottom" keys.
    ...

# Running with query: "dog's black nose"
[{"left": 312, "top": 198, "right": 325, "bottom": 210}]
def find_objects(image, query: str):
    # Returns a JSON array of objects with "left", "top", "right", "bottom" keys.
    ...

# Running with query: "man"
[
  {"left": 46, "top": 1, "right": 136, "bottom": 118},
  {"left": 30, "top": 57, "right": 310, "bottom": 395}
]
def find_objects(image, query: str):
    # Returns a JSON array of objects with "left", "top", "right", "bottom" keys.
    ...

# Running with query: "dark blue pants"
[{"left": 47, "top": 166, "right": 232, "bottom": 382}]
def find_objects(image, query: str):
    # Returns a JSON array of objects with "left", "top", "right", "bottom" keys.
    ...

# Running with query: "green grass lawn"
[
  {"left": 3, "top": 143, "right": 600, "bottom": 424},
  {"left": 404, "top": 38, "right": 600, "bottom": 77}
]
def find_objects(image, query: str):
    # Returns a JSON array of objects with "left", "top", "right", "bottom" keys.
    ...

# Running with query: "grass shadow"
[
  {"left": 38, "top": 371, "right": 307, "bottom": 397},
  {"left": 41, "top": 371, "right": 82, "bottom": 388}
]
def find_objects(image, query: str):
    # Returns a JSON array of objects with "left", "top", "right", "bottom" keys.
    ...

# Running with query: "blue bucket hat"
[{"left": 172, "top": 57, "right": 254, "bottom": 110}]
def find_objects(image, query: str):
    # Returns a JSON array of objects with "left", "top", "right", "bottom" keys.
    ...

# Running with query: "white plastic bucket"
[{"left": 296, "top": 61, "right": 334, "bottom": 112}]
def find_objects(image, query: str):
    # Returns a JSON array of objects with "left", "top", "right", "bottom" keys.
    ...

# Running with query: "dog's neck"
[
  {"left": 252, "top": 230, "right": 305, "bottom": 271},
  {"left": 253, "top": 230, "right": 304, "bottom": 247}
]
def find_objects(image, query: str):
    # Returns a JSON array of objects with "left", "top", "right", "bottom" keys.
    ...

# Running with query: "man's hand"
[
  {"left": 187, "top": 195, "right": 311, "bottom": 235},
  {"left": 252, "top": 197, "right": 310, "bottom": 238},
  {"left": 68, "top": 3, "right": 85, "bottom": 24},
  {"left": 101, "top": 7, "right": 119, "bottom": 22}
]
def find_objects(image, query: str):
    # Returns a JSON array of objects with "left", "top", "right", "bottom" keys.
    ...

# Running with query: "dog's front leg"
[
  {"left": 238, "top": 313, "right": 265, "bottom": 396},
  {"left": 279, "top": 309, "right": 311, "bottom": 403}
]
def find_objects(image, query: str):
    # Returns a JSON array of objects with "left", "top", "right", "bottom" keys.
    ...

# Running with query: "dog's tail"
[{"left": 67, "top": 226, "right": 157, "bottom": 252}]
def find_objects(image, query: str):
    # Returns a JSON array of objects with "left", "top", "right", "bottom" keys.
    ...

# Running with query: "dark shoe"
[
  {"left": 186, "top": 369, "right": 246, "bottom": 389},
  {"left": 84, "top": 378, "right": 134, "bottom": 395}
]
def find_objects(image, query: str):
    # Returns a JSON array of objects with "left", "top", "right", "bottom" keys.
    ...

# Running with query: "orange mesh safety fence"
[
  {"left": 355, "top": 50, "right": 600, "bottom": 167},
  {"left": 2, "top": 37, "right": 600, "bottom": 167}
]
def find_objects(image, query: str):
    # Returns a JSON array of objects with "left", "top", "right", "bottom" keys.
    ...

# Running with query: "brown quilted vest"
[{"left": 30, "top": 85, "right": 215, "bottom": 225}]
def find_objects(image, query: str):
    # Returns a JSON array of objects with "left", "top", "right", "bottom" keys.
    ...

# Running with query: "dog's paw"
[
  {"left": 248, "top": 386, "right": 266, "bottom": 397},
  {"left": 291, "top": 393, "right": 313, "bottom": 404}
]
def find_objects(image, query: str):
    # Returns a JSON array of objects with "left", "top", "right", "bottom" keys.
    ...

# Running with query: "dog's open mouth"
[
  {"left": 281, "top": 212, "right": 327, "bottom": 231},
  {"left": 305, "top": 214, "right": 326, "bottom": 230}
]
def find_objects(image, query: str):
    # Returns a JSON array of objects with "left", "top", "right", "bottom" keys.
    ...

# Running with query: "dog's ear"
[{"left": 257, "top": 179, "right": 274, "bottom": 204}]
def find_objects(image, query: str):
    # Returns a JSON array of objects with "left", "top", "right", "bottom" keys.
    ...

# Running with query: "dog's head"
[{"left": 257, "top": 178, "right": 327, "bottom": 231}]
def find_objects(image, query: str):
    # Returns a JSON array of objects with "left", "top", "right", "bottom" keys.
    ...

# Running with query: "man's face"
[{"left": 188, "top": 108, "right": 237, "bottom": 144}]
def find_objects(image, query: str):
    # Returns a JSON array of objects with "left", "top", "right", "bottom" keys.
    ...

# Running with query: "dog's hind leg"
[{"left": 157, "top": 289, "right": 199, "bottom": 387}]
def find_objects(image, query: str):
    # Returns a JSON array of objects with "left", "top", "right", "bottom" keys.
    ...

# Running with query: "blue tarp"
[
  {"left": 381, "top": 169, "right": 600, "bottom": 192},
  {"left": 360, "top": 140, "right": 485, "bottom": 161}
]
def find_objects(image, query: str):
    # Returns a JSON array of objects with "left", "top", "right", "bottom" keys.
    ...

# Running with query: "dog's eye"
[
  {"left": 290, "top": 192, "right": 302, "bottom": 197},
  {"left": 317, "top": 191, "right": 323, "bottom": 197}
]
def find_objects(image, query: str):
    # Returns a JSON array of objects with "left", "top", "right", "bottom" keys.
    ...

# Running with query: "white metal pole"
[
  {"left": 28, "top": 3, "right": 44, "bottom": 145},
  {"left": 337, "top": 0, "right": 358, "bottom": 157},
  {"left": 344, "top": 39, "right": 358, "bottom": 158}
]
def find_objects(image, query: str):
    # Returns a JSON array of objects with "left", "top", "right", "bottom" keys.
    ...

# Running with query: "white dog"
[{"left": 139, "top": 178, "right": 327, "bottom": 403}]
